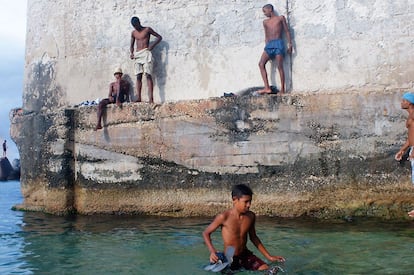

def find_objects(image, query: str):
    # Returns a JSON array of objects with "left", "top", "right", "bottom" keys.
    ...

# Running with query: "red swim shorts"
[{"left": 230, "top": 249, "right": 266, "bottom": 271}]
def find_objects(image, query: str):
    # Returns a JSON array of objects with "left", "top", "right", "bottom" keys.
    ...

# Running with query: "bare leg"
[
  {"left": 276, "top": 55, "right": 285, "bottom": 95},
  {"left": 147, "top": 74, "right": 154, "bottom": 103},
  {"left": 95, "top": 99, "right": 110, "bottom": 130},
  {"left": 258, "top": 52, "right": 272, "bottom": 94},
  {"left": 135, "top": 73, "right": 143, "bottom": 102}
]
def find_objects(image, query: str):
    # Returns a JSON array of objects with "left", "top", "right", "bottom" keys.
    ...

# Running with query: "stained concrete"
[{"left": 10, "top": 91, "right": 414, "bottom": 219}]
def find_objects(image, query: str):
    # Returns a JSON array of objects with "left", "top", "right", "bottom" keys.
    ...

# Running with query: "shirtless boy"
[
  {"left": 395, "top": 92, "right": 414, "bottom": 181},
  {"left": 394, "top": 92, "right": 414, "bottom": 217},
  {"left": 203, "top": 184, "right": 285, "bottom": 271},
  {"left": 258, "top": 4, "right": 292, "bottom": 95},
  {"left": 95, "top": 68, "right": 130, "bottom": 130},
  {"left": 130, "top": 16, "right": 162, "bottom": 103}
]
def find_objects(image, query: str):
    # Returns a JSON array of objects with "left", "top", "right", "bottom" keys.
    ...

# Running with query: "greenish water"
[{"left": 1, "top": 181, "right": 414, "bottom": 274}]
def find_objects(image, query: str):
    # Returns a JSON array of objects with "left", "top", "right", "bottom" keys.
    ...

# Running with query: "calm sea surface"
[{"left": 1, "top": 180, "right": 414, "bottom": 274}]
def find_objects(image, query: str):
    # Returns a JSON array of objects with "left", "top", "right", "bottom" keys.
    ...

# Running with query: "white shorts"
[{"left": 133, "top": 48, "right": 153, "bottom": 75}]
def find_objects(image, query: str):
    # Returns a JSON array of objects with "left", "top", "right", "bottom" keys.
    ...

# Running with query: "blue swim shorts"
[{"left": 264, "top": 39, "right": 285, "bottom": 59}]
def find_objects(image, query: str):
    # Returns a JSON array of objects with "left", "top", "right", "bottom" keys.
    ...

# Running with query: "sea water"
[{"left": 1, "top": 180, "right": 414, "bottom": 275}]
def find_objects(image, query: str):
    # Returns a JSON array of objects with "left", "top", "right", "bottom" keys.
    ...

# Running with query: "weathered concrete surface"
[
  {"left": 23, "top": 0, "right": 414, "bottom": 109},
  {"left": 10, "top": 91, "right": 414, "bottom": 219}
]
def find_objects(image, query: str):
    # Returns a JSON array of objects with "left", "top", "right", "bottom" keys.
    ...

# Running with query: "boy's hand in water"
[
  {"left": 268, "top": 255, "right": 285, "bottom": 262},
  {"left": 209, "top": 252, "right": 219, "bottom": 263}
]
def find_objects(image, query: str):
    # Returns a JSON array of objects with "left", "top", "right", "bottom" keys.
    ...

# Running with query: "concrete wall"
[
  {"left": 23, "top": 0, "right": 414, "bottom": 110},
  {"left": 10, "top": 92, "right": 414, "bottom": 218},
  {"left": 14, "top": 0, "right": 414, "bottom": 218}
]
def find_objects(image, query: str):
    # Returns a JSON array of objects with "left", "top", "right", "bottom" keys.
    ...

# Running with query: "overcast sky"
[{"left": 0, "top": 1, "right": 27, "bottom": 160}]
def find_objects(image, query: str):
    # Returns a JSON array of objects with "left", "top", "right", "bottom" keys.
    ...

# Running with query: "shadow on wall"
[
  {"left": 269, "top": 27, "right": 296, "bottom": 93},
  {"left": 122, "top": 74, "right": 135, "bottom": 102},
  {"left": 153, "top": 41, "right": 170, "bottom": 103}
]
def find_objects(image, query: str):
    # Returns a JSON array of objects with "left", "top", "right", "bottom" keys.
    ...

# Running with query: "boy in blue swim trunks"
[
  {"left": 258, "top": 4, "right": 292, "bottom": 95},
  {"left": 202, "top": 184, "right": 285, "bottom": 271}
]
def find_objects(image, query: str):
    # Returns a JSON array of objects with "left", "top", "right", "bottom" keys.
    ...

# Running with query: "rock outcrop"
[{"left": 0, "top": 157, "right": 20, "bottom": 181}]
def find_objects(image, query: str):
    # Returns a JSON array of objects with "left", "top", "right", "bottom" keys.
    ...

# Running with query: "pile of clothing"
[{"left": 74, "top": 98, "right": 101, "bottom": 107}]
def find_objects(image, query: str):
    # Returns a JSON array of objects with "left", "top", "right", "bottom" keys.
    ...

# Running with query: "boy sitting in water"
[{"left": 202, "top": 184, "right": 285, "bottom": 271}]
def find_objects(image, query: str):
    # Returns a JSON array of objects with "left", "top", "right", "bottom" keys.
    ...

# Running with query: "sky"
[{"left": 0, "top": 1, "right": 27, "bottom": 160}]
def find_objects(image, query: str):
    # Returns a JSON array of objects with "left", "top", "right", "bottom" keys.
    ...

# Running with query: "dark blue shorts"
[{"left": 264, "top": 39, "right": 285, "bottom": 59}]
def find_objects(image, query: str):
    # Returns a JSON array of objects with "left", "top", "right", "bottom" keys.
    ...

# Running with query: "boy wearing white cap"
[{"left": 95, "top": 68, "right": 130, "bottom": 130}]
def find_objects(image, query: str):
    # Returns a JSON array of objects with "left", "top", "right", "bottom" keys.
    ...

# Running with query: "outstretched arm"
[
  {"left": 202, "top": 213, "right": 224, "bottom": 263},
  {"left": 148, "top": 28, "right": 162, "bottom": 51},
  {"left": 249, "top": 214, "right": 285, "bottom": 262}
]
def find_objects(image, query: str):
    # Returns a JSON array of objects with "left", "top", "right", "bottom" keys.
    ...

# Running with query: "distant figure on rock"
[
  {"left": 2, "top": 140, "right": 6, "bottom": 157},
  {"left": 130, "top": 16, "right": 162, "bottom": 104},
  {"left": 258, "top": 4, "right": 292, "bottom": 96},
  {"left": 395, "top": 92, "right": 414, "bottom": 185},
  {"left": 95, "top": 68, "right": 130, "bottom": 130}
]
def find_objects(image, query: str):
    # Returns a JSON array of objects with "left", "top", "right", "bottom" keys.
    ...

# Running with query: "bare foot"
[
  {"left": 95, "top": 125, "right": 103, "bottom": 131},
  {"left": 257, "top": 88, "right": 272, "bottom": 95}
]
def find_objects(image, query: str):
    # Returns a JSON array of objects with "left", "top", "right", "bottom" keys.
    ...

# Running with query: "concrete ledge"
[{"left": 10, "top": 91, "right": 414, "bottom": 219}]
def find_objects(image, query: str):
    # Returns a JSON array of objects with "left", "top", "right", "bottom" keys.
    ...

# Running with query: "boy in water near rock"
[
  {"left": 202, "top": 184, "right": 285, "bottom": 271},
  {"left": 258, "top": 4, "right": 292, "bottom": 96}
]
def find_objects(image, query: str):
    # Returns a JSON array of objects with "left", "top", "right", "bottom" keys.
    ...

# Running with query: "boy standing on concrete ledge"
[
  {"left": 202, "top": 184, "right": 285, "bottom": 271},
  {"left": 258, "top": 4, "right": 292, "bottom": 96},
  {"left": 130, "top": 16, "right": 162, "bottom": 104}
]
